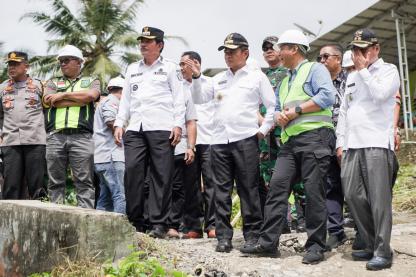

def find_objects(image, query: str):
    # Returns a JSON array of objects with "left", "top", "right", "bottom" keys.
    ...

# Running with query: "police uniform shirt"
[
  {"left": 336, "top": 58, "right": 400, "bottom": 150},
  {"left": 191, "top": 65, "right": 275, "bottom": 144},
  {"left": 114, "top": 56, "right": 186, "bottom": 131},
  {"left": 183, "top": 76, "right": 214, "bottom": 145},
  {"left": 174, "top": 86, "right": 198, "bottom": 156},
  {"left": 0, "top": 78, "right": 46, "bottom": 146},
  {"left": 93, "top": 94, "right": 124, "bottom": 163}
]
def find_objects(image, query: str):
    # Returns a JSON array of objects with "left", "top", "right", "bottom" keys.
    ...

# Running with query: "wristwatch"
[{"left": 295, "top": 106, "right": 302, "bottom": 114}]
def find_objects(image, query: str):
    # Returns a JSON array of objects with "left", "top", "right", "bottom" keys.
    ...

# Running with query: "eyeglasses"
[
  {"left": 262, "top": 45, "right": 274, "bottom": 52},
  {"left": 58, "top": 58, "right": 77, "bottom": 65},
  {"left": 316, "top": 54, "right": 339, "bottom": 62}
]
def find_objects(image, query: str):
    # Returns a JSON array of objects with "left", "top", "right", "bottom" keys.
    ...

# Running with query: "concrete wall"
[{"left": 0, "top": 200, "right": 136, "bottom": 277}]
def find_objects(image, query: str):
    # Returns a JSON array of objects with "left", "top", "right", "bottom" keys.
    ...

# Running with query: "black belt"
[{"left": 56, "top": 129, "right": 90, "bottom": 135}]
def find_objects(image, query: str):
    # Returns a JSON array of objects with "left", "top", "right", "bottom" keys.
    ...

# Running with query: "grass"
[{"left": 393, "top": 163, "right": 416, "bottom": 213}]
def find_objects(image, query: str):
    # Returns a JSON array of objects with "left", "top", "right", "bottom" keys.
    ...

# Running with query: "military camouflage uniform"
[{"left": 259, "top": 66, "right": 287, "bottom": 184}]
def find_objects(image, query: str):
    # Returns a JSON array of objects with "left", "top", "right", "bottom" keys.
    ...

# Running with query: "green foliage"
[
  {"left": 29, "top": 250, "right": 189, "bottom": 277},
  {"left": 393, "top": 163, "right": 416, "bottom": 213},
  {"left": 22, "top": 0, "right": 144, "bottom": 88}
]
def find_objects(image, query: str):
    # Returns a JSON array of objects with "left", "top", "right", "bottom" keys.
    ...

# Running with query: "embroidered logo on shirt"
[
  {"left": 154, "top": 68, "right": 167, "bottom": 76},
  {"left": 216, "top": 92, "right": 223, "bottom": 101},
  {"left": 80, "top": 79, "right": 90, "bottom": 88},
  {"left": 132, "top": 84, "right": 139, "bottom": 91}
]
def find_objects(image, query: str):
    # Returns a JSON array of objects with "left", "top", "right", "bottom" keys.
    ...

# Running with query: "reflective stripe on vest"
[
  {"left": 49, "top": 76, "right": 94, "bottom": 131},
  {"left": 279, "top": 62, "right": 333, "bottom": 144}
]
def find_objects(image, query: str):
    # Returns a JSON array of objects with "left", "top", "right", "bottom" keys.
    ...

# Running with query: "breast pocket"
[
  {"left": 130, "top": 76, "right": 144, "bottom": 93},
  {"left": 25, "top": 89, "right": 42, "bottom": 109}
]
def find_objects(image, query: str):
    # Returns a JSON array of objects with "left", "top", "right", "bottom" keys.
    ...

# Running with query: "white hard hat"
[
  {"left": 274, "top": 29, "right": 310, "bottom": 51},
  {"left": 342, "top": 50, "right": 354, "bottom": 68},
  {"left": 107, "top": 76, "right": 125, "bottom": 90},
  {"left": 57, "top": 45, "right": 84, "bottom": 62}
]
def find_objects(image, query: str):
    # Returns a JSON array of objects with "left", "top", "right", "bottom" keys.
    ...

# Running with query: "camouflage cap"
[{"left": 262, "top": 36, "right": 279, "bottom": 48}]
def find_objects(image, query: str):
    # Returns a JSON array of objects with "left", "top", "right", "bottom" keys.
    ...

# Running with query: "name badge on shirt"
[{"left": 347, "top": 83, "right": 355, "bottom": 88}]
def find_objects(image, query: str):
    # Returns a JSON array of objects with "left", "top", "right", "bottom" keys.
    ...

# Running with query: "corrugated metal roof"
[{"left": 308, "top": 0, "right": 416, "bottom": 70}]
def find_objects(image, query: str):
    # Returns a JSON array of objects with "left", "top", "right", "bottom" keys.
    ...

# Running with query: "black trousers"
[
  {"left": 2, "top": 145, "right": 46, "bottom": 199},
  {"left": 259, "top": 128, "right": 334, "bottom": 252},
  {"left": 326, "top": 155, "right": 344, "bottom": 236},
  {"left": 211, "top": 135, "right": 262, "bottom": 241},
  {"left": 169, "top": 153, "right": 202, "bottom": 231},
  {"left": 123, "top": 129, "right": 174, "bottom": 230},
  {"left": 196, "top": 144, "right": 215, "bottom": 232}
]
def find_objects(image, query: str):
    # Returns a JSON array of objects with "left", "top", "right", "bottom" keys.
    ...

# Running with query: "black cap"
[
  {"left": 262, "top": 36, "right": 279, "bottom": 48},
  {"left": 137, "top": 26, "right": 164, "bottom": 41},
  {"left": 349, "top": 28, "right": 378, "bottom": 48},
  {"left": 6, "top": 51, "right": 28, "bottom": 63},
  {"left": 218, "top": 33, "right": 249, "bottom": 51}
]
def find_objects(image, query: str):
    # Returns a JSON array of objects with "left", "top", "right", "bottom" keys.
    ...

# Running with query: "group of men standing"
[{"left": 0, "top": 24, "right": 400, "bottom": 271}]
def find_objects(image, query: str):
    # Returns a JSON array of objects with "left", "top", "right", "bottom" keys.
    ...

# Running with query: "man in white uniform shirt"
[
  {"left": 336, "top": 29, "right": 400, "bottom": 271},
  {"left": 180, "top": 51, "right": 216, "bottom": 239},
  {"left": 189, "top": 33, "right": 276, "bottom": 253},
  {"left": 114, "top": 27, "right": 185, "bottom": 238}
]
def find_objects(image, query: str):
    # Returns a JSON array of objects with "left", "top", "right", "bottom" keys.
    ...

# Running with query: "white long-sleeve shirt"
[
  {"left": 183, "top": 76, "right": 214, "bottom": 145},
  {"left": 191, "top": 65, "right": 275, "bottom": 144},
  {"left": 336, "top": 58, "right": 400, "bottom": 150},
  {"left": 114, "top": 56, "right": 185, "bottom": 131}
]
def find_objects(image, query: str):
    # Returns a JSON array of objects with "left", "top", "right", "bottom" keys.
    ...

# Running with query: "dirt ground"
[{"left": 141, "top": 212, "right": 416, "bottom": 277}]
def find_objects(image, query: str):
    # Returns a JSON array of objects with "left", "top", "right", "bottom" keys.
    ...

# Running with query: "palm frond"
[{"left": 164, "top": 35, "right": 189, "bottom": 47}]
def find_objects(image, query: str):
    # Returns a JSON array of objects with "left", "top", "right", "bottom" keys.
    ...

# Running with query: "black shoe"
[
  {"left": 148, "top": 226, "right": 166, "bottom": 239},
  {"left": 296, "top": 221, "right": 306, "bottom": 233},
  {"left": 215, "top": 239, "right": 233, "bottom": 253},
  {"left": 282, "top": 224, "right": 291, "bottom": 234},
  {"left": 302, "top": 250, "right": 324, "bottom": 265},
  {"left": 240, "top": 243, "right": 280, "bottom": 258},
  {"left": 366, "top": 256, "right": 392, "bottom": 270},
  {"left": 325, "top": 232, "right": 347, "bottom": 251},
  {"left": 352, "top": 251, "right": 373, "bottom": 261},
  {"left": 352, "top": 232, "right": 366, "bottom": 250},
  {"left": 240, "top": 239, "right": 258, "bottom": 252}
]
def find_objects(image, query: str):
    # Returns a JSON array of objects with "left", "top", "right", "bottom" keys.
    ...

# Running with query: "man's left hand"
[
  {"left": 184, "top": 148, "right": 195, "bottom": 165},
  {"left": 170, "top": 127, "right": 182, "bottom": 146},
  {"left": 283, "top": 107, "right": 300, "bottom": 121},
  {"left": 49, "top": 93, "right": 65, "bottom": 107}
]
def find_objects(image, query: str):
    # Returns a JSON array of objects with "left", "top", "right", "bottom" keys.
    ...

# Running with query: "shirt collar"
[
  {"left": 368, "top": 58, "right": 383, "bottom": 71},
  {"left": 139, "top": 55, "right": 164, "bottom": 66},
  {"left": 290, "top": 59, "right": 308, "bottom": 75},
  {"left": 227, "top": 64, "right": 250, "bottom": 77}
]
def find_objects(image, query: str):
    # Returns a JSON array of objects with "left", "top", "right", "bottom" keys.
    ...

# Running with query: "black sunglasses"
[
  {"left": 316, "top": 53, "right": 339, "bottom": 62},
  {"left": 58, "top": 57, "right": 77, "bottom": 65},
  {"left": 262, "top": 45, "right": 274, "bottom": 52}
]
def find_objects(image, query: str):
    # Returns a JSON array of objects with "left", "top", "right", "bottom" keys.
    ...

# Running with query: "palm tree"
[
  {"left": 0, "top": 42, "right": 8, "bottom": 82},
  {"left": 22, "top": 0, "right": 148, "bottom": 88}
]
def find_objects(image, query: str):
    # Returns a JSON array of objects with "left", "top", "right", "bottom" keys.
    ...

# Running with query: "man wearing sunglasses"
[
  {"left": 190, "top": 33, "right": 276, "bottom": 253},
  {"left": 43, "top": 45, "right": 100, "bottom": 209},
  {"left": 318, "top": 44, "right": 348, "bottom": 250},
  {"left": 336, "top": 28, "right": 400, "bottom": 271},
  {"left": 0, "top": 52, "right": 46, "bottom": 200},
  {"left": 242, "top": 29, "right": 336, "bottom": 265}
]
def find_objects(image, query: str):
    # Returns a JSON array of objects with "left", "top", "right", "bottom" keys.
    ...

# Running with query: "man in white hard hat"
[
  {"left": 188, "top": 33, "right": 276, "bottom": 253},
  {"left": 43, "top": 44, "right": 100, "bottom": 208},
  {"left": 93, "top": 76, "right": 126, "bottom": 214},
  {"left": 242, "top": 30, "right": 336, "bottom": 265}
]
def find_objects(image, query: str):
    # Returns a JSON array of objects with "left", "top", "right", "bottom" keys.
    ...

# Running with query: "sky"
[{"left": 0, "top": 0, "right": 378, "bottom": 70}]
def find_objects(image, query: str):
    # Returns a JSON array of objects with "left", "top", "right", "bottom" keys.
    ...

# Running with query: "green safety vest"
[
  {"left": 46, "top": 76, "right": 96, "bottom": 132},
  {"left": 279, "top": 62, "right": 333, "bottom": 144}
]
